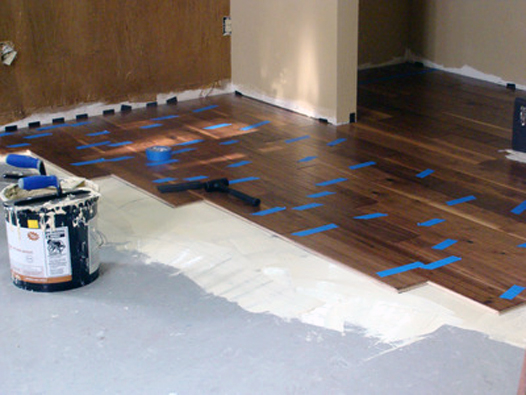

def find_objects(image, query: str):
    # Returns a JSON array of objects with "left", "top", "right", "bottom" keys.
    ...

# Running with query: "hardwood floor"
[{"left": 2, "top": 63, "right": 526, "bottom": 312}]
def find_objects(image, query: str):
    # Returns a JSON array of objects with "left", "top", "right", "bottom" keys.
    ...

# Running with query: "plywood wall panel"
[{"left": 0, "top": 0, "right": 230, "bottom": 124}]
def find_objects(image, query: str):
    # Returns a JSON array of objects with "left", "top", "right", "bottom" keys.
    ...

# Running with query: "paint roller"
[
  {"left": 13, "top": 175, "right": 90, "bottom": 206},
  {"left": 3, "top": 154, "right": 47, "bottom": 180},
  {"left": 158, "top": 177, "right": 261, "bottom": 207}
]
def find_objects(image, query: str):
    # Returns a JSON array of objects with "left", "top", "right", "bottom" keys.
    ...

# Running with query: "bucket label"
[
  {"left": 6, "top": 222, "right": 72, "bottom": 284},
  {"left": 45, "top": 228, "right": 72, "bottom": 278}
]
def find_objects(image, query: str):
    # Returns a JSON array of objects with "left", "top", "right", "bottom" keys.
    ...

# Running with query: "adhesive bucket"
[{"left": 1, "top": 178, "right": 101, "bottom": 292}]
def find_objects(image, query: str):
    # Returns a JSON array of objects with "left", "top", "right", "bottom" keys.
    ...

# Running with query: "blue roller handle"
[
  {"left": 6, "top": 154, "right": 41, "bottom": 170},
  {"left": 18, "top": 175, "right": 60, "bottom": 191}
]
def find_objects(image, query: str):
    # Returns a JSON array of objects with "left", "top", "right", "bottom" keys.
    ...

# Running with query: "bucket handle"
[{"left": 92, "top": 228, "right": 106, "bottom": 248}]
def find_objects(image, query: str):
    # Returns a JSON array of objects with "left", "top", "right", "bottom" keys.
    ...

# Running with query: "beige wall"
[
  {"left": 410, "top": 0, "right": 526, "bottom": 87},
  {"left": 358, "top": 0, "right": 410, "bottom": 67},
  {"left": 231, "top": 0, "right": 358, "bottom": 124},
  {"left": 337, "top": 0, "right": 359, "bottom": 123}
]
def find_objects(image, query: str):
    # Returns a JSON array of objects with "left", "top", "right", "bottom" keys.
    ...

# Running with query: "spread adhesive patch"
[{"left": 88, "top": 176, "right": 526, "bottom": 349}]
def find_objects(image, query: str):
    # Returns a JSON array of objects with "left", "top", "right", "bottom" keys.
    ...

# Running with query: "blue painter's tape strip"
[
  {"left": 24, "top": 133, "right": 52, "bottom": 140},
  {"left": 76, "top": 141, "right": 111, "bottom": 150},
  {"left": 227, "top": 160, "right": 251, "bottom": 168},
  {"left": 184, "top": 176, "right": 208, "bottom": 182},
  {"left": 71, "top": 158, "right": 106, "bottom": 166},
  {"left": 175, "top": 139, "right": 204, "bottom": 146},
  {"left": 87, "top": 130, "right": 110, "bottom": 137},
  {"left": 153, "top": 177, "right": 177, "bottom": 184},
  {"left": 423, "top": 256, "right": 461, "bottom": 270},
  {"left": 151, "top": 115, "right": 179, "bottom": 121},
  {"left": 251, "top": 207, "right": 287, "bottom": 216},
  {"left": 307, "top": 191, "right": 336, "bottom": 198},
  {"left": 229, "top": 177, "right": 260, "bottom": 185},
  {"left": 354, "top": 213, "right": 388, "bottom": 220},
  {"left": 285, "top": 135, "right": 310, "bottom": 144},
  {"left": 377, "top": 256, "right": 461, "bottom": 277},
  {"left": 298, "top": 156, "right": 317, "bottom": 163},
  {"left": 316, "top": 177, "right": 348, "bottom": 187},
  {"left": 172, "top": 148, "right": 196, "bottom": 155},
  {"left": 70, "top": 121, "right": 91, "bottom": 127},
  {"left": 37, "top": 124, "right": 67, "bottom": 131},
  {"left": 446, "top": 195, "right": 476, "bottom": 206},
  {"left": 146, "top": 159, "right": 179, "bottom": 166},
  {"left": 511, "top": 200, "right": 526, "bottom": 215},
  {"left": 292, "top": 223, "right": 339, "bottom": 237},
  {"left": 7, "top": 143, "right": 31, "bottom": 148},
  {"left": 204, "top": 123, "right": 232, "bottom": 130},
  {"left": 108, "top": 141, "right": 133, "bottom": 147},
  {"left": 106, "top": 155, "right": 134, "bottom": 162},
  {"left": 193, "top": 105, "right": 218, "bottom": 113},
  {"left": 377, "top": 262, "right": 423, "bottom": 278},
  {"left": 327, "top": 138, "right": 346, "bottom": 147},
  {"left": 432, "top": 239, "right": 458, "bottom": 250},
  {"left": 293, "top": 203, "right": 324, "bottom": 211},
  {"left": 418, "top": 218, "right": 445, "bottom": 227},
  {"left": 500, "top": 285, "right": 526, "bottom": 300},
  {"left": 220, "top": 139, "right": 239, "bottom": 145},
  {"left": 349, "top": 161, "right": 376, "bottom": 170},
  {"left": 240, "top": 120, "right": 270, "bottom": 131},
  {"left": 416, "top": 169, "right": 435, "bottom": 179},
  {"left": 140, "top": 123, "right": 163, "bottom": 130}
]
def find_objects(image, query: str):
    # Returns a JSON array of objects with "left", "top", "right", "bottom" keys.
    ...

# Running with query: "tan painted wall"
[
  {"left": 410, "top": 0, "right": 526, "bottom": 87},
  {"left": 358, "top": 0, "right": 410, "bottom": 67},
  {"left": 231, "top": 0, "right": 358, "bottom": 124},
  {"left": 0, "top": 0, "right": 230, "bottom": 125},
  {"left": 337, "top": 0, "right": 359, "bottom": 123}
]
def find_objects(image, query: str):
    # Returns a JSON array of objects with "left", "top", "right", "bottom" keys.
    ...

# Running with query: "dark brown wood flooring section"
[{"left": 2, "top": 63, "right": 526, "bottom": 312}]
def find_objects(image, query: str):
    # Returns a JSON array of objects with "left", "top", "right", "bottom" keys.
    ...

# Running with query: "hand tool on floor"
[
  {"left": 3, "top": 154, "right": 47, "bottom": 180},
  {"left": 158, "top": 177, "right": 261, "bottom": 207}
]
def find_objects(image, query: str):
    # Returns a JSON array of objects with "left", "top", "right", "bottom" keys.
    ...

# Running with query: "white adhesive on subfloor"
[
  {"left": 93, "top": 176, "right": 526, "bottom": 349},
  {"left": 407, "top": 50, "right": 526, "bottom": 91},
  {"left": 504, "top": 149, "right": 526, "bottom": 164}
]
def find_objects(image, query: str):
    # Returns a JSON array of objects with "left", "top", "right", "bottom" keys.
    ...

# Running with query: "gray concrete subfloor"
[{"left": 0, "top": 171, "right": 523, "bottom": 395}]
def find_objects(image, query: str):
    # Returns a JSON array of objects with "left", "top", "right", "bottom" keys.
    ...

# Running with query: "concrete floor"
[{"left": 0, "top": 162, "right": 524, "bottom": 394}]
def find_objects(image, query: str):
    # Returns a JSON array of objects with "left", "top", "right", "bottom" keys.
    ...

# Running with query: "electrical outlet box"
[{"left": 223, "top": 16, "right": 232, "bottom": 36}]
